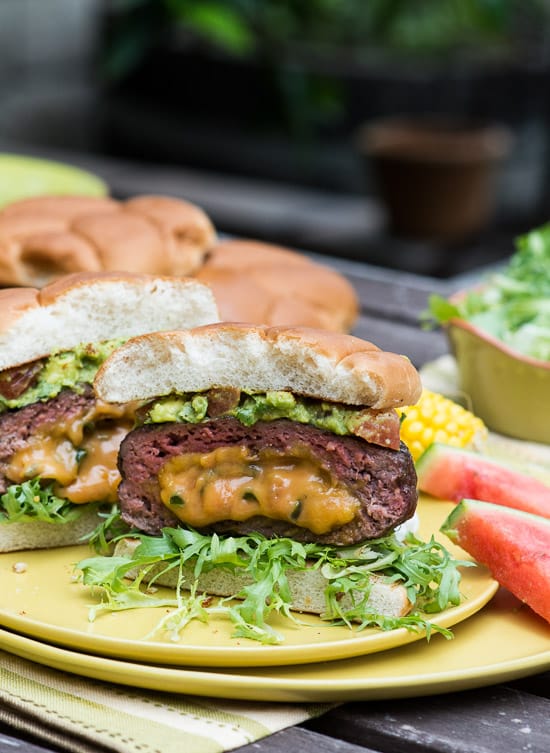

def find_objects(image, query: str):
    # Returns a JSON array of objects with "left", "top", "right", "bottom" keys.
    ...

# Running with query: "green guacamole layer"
[
  {"left": 0, "top": 339, "right": 125, "bottom": 412},
  {"left": 146, "top": 390, "right": 370, "bottom": 437}
]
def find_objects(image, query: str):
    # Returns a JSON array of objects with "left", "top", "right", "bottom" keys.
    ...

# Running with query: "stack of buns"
[{"left": 0, "top": 194, "right": 358, "bottom": 333}]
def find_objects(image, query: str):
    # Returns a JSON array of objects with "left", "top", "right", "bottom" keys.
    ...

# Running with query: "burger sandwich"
[
  {"left": 0, "top": 272, "right": 219, "bottom": 553},
  {"left": 79, "top": 323, "right": 465, "bottom": 643}
]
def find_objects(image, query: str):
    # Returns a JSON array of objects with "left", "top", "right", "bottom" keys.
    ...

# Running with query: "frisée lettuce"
[
  {"left": 0, "top": 478, "right": 86, "bottom": 523},
  {"left": 425, "top": 223, "right": 550, "bottom": 361},
  {"left": 75, "top": 527, "right": 469, "bottom": 645}
]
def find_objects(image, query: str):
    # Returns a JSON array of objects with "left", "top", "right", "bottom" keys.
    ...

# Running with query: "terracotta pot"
[{"left": 357, "top": 117, "right": 513, "bottom": 242}]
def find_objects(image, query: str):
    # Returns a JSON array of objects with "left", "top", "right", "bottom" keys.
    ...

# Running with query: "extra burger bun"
[
  {"left": 0, "top": 195, "right": 216, "bottom": 287},
  {"left": 95, "top": 322, "right": 422, "bottom": 410},
  {"left": 0, "top": 272, "right": 220, "bottom": 371},
  {"left": 196, "top": 239, "right": 359, "bottom": 333},
  {"left": 114, "top": 536, "right": 412, "bottom": 620},
  {"left": 0, "top": 196, "right": 359, "bottom": 333}
]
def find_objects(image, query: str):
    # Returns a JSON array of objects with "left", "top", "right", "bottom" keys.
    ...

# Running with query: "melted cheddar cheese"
[
  {"left": 159, "top": 445, "right": 360, "bottom": 534},
  {"left": 6, "top": 399, "right": 137, "bottom": 504}
]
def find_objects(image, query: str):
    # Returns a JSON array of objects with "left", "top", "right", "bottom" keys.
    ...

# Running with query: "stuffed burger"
[
  {"left": 78, "top": 323, "right": 465, "bottom": 644},
  {"left": 0, "top": 272, "right": 219, "bottom": 552}
]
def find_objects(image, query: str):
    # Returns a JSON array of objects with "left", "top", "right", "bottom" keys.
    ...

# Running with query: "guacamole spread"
[
  {"left": 146, "top": 390, "right": 367, "bottom": 437},
  {"left": 0, "top": 339, "right": 125, "bottom": 412}
]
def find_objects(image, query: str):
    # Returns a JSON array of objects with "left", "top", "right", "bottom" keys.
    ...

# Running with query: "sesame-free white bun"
[
  {"left": 0, "top": 272, "right": 220, "bottom": 371},
  {"left": 195, "top": 239, "right": 359, "bottom": 333},
  {"left": 95, "top": 322, "right": 422, "bottom": 409}
]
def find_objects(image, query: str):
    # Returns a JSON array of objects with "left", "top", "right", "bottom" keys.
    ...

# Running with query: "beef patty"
[
  {"left": 118, "top": 417, "right": 418, "bottom": 545},
  {"left": 0, "top": 386, "right": 97, "bottom": 494}
]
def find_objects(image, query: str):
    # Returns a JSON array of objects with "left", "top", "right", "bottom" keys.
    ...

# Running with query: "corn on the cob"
[{"left": 397, "top": 390, "right": 487, "bottom": 462}]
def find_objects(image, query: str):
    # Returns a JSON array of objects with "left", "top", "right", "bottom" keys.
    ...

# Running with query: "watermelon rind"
[
  {"left": 417, "top": 442, "right": 550, "bottom": 519},
  {"left": 441, "top": 497, "right": 550, "bottom": 538},
  {"left": 440, "top": 498, "right": 550, "bottom": 624},
  {"left": 416, "top": 442, "right": 505, "bottom": 478}
]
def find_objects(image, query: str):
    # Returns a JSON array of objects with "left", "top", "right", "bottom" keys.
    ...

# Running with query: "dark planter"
[
  {"left": 357, "top": 117, "right": 513, "bottom": 242},
  {"left": 98, "top": 45, "right": 550, "bottom": 211}
]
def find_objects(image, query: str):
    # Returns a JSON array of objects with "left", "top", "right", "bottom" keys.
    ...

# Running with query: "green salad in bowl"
[
  {"left": 427, "top": 223, "right": 550, "bottom": 362},
  {"left": 425, "top": 224, "right": 550, "bottom": 444}
]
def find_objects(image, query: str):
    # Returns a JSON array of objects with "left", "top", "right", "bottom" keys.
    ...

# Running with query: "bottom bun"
[
  {"left": 114, "top": 537, "right": 412, "bottom": 620},
  {"left": 0, "top": 505, "right": 103, "bottom": 553}
]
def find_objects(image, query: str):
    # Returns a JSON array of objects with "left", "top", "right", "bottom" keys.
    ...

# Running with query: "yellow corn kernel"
[{"left": 397, "top": 390, "right": 487, "bottom": 461}]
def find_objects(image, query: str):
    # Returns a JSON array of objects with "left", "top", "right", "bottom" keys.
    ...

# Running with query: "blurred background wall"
[
  {"left": 0, "top": 0, "right": 98, "bottom": 77},
  {"left": 2, "top": 1, "right": 550, "bottom": 277},
  {"left": 0, "top": 0, "right": 101, "bottom": 151}
]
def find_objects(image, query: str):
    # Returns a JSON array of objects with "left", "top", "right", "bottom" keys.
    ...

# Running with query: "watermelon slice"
[
  {"left": 441, "top": 499, "right": 550, "bottom": 624},
  {"left": 416, "top": 443, "right": 550, "bottom": 519}
]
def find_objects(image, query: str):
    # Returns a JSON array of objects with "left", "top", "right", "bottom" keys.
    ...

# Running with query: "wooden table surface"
[{"left": 0, "top": 144, "right": 548, "bottom": 753}]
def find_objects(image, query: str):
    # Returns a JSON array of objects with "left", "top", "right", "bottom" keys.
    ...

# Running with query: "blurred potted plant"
[
  {"left": 356, "top": 115, "right": 514, "bottom": 242},
  {"left": 97, "top": 1, "right": 550, "bottom": 201}
]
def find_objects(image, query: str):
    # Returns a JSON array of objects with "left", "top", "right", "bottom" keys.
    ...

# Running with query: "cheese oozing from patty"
[
  {"left": 6, "top": 399, "right": 137, "bottom": 504},
  {"left": 159, "top": 445, "right": 361, "bottom": 533}
]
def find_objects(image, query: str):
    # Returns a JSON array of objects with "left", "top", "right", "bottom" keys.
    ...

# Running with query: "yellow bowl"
[{"left": 446, "top": 316, "right": 550, "bottom": 444}]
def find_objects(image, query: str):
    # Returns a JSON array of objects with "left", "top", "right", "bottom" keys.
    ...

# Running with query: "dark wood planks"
[
  {"left": 508, "top": 671, "right": 550, "bottom": 699},
  {"left": 328, "top": 258, "right": 452, "bottom": 366},
  {"left": 352, "top": 313, "right": 448, "bottom": 368},
  {"left": 232, "top": 727, "right": 379, "bottom": 753},
  {"left": 302, "top": 685, "right": 550, "bottom": 753},
  {"left": 0, "top": 726, "right": 63, "bottom": 753}
]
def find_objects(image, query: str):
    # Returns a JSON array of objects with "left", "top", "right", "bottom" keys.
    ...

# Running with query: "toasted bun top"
[
  {"left": 94, "top": 323, "right": 421, "bottom": 409},
  {"left": 0, "top": 272, "right": 220, "bottom": 371}
]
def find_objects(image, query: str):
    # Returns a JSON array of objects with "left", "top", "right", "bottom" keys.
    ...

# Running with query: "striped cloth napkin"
[{"left": 1, "top": 650, "right": 330, "bottom": 753}]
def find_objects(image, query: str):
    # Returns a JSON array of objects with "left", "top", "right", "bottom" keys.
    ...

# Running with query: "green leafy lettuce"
[
  {"left": 76, "top": 527, "right": 469, "bottom": 645},
  {"left": 0, "top": 478, "right": 93, "bottom": 523},
  {"left": 424, "top": 223, "right": 550, "bottom": 361}
]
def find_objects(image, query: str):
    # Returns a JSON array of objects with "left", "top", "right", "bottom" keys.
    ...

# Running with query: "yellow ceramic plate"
[
  {"left": 0, "top": 587, "right": 548, "bottom": 702},
  {"left": 0, "top": 497, "right": 497, "bottom": 668}
]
